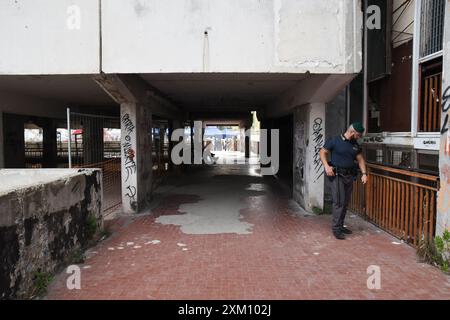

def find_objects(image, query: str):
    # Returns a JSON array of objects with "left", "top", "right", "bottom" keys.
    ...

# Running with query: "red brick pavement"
[{"left": 46, "top": 190, "right": 450, "bottom": 300}]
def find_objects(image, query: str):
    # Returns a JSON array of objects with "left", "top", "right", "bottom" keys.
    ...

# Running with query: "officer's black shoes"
[
  {"left": 333, "top": 232, "right": 346, "bottom": 240},
  {"left": 341, "top": 227, "right": 353, "bottom": 234}
]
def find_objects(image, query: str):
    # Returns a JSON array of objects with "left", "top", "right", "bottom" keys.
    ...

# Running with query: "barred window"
[
  {"left": 420, "top": 0, "right": 445, "bottom": 58},
  {"left": 389, "top": 149, "right": 412, "bottom": 168},
  {"left": 366, "top": 147, "right": 384, "bottom": 164}
]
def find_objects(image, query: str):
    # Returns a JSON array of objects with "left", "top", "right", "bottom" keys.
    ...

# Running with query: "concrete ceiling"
[
  {"left": 0, "top": 73, "right": 308, "bottom": 114},
  {"left": 140, "top": 73, "right": 308, "bottom": 111},
  {"left": 0, "top": 75, "right": 116, "bottom": 107}
]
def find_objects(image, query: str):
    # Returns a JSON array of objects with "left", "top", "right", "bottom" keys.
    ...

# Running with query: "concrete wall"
[
  {"left": 0, "top": 0, "right": 362, "bottom": 75},
  {"left": 0, "top": 0, "right": 100, "bottom": 75},
  {"left": 103, "top": 0, "right": 362, "bottom": 74},
  {"left": 437, "top": 0, "right": 450, "bottom": 237},
  {"left": 0, "top": 169, "right": 103, "bottom": 299}
]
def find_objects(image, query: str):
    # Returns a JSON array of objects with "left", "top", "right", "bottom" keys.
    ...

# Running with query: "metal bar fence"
[{"left": 349, "top": 163, "right": 439, "bottom": 246}]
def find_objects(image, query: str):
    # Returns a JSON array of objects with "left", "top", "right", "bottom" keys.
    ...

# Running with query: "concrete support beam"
[
  {"left": 293, "top": 103, "right": 326, "bottom": 212},
  {"left": 265, "top": 74, "right": 356, "bottom": 119},
  {"left": 94, "top": 74, "right": 156, "bottom": 214},
  {"left": 437, "top": 2, "right": 450, "bottom": 236},
  {"left": 93, "top": 74, "right": 183, "bottom": 119}
]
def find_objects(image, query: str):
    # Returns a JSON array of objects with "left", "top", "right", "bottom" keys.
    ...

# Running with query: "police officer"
[{"left": 319, "top": 122, "right": 368, "bottom": 240}]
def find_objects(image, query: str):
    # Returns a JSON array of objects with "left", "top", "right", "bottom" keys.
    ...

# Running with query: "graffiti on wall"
[
  {"left": 293, "top": 112, "right": 306, "bottom": 206},
  {"left": 442, "top": 86, "right": 450, "bottom": 156},
  {"left": 122, "top": 113, "right": 137, "bottom": 209},
  {"left": 312, "top": 117, "right": 324, "bottom": 182},
  {"left": 125, "top": 185, "right": 137, "bottom": 202},
  {"left": 122, "top": 113, "right": 137, "bottom": 182}
]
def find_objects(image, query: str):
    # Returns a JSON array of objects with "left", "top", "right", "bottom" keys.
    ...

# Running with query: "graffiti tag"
[
  {"left": 122, "top": 113, "right": 137, "bottom": 182},
  {"left": 125, "top": 185, "right": 137, "bottom": 200},
  {"left": 441, "top": 86, "right": 450, "bottom": 135},
  {"left": 312, "top": 117, "right": 324, "bottom": 182}
]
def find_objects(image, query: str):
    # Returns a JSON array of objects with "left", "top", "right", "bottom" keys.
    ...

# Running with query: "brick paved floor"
[{"left": 46, "top": 164, "right": 450, "bottom": 300}]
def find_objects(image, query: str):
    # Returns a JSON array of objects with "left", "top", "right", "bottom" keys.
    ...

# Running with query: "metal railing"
[
  {"left": 349, "top": 163, "right": 439, "bottom": 246},
  {"left": 74, "top": 158, "right": 122, "bottom": 217}
]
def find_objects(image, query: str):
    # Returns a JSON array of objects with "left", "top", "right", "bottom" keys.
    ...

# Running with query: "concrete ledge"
[{"left": 0, "top": 169, "right": 103, "bottom": 299}]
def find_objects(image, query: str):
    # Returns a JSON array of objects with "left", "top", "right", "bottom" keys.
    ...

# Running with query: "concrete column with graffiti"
[
  {"left": 293, "top": 103, "right": 326, "bottom": 212},
  {"left": 437, "top": 1, "right": 450, "bottom": 236},
  {"left": 93, "top": 74, "right": 163, "bottom": 214},
  {"left": 120, "top": 102, "right": 153, "bottom": 214}
]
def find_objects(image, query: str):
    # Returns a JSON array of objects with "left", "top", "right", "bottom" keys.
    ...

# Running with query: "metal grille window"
[
  {"left": 417, "top": 151, "right": 439, "bottom": 174},
  {"left": 389, "top": 149, "right": 412, "bottom": 168},
  {"left": 366, "top": 147, "right": 384, "bottom": 163},
  {"left": 420, "top": 0, "right": 445, "bottom": 58}
]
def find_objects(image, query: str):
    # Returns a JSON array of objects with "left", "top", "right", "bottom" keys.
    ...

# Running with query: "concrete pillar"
[
  {"left": 42, "top": 119, "right": 58, "bottom": 168},
  {"left": 240, "top": 126, "right": 246, "bottom": 153},
  {"left": 121, "top": 102, "right": 152, "bottom": 214},
  {"left": 259, "top": 118, "right": 272, "bottom": 170},
  {"left": 245, "top": 124, "right": 251, "bottom": 158},
  {"left": 293, "top": 103, "right": 326, "bottom": 212},
  {"left": 3, "top": 113, "right": 25, "bottom": 168},
  {"left": 0, "top": 112, "right": 4, "bottom": 168},
  {"left": 437, "top": 2, "right": 450, "bottom": 236},
  {"left": 190, "top": 120, "right": 194, "bottom": 164},
  {"left": 168, "top": 120, "right": 174, "bottom": 171},
  {"left": 94, "top": 73, "right": 181, "bottom": 214},
  {"left": 169, "top": 119, "right": 184, "bottom": 172},
  {"left": 82, "top": 117, "right": 104, "bottom": 165}
]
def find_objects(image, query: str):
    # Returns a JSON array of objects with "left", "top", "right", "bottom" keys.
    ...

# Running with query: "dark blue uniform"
[
  {"left": 323, "top": 135, "right": 362, "bottom": 235},
  {"left": 323, "top": 135, "right": 362, "bottom": 169}
]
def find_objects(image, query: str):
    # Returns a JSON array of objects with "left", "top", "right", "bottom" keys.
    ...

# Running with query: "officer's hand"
[
  {"left": 361, "top": 174, "right": 368, "bottom": 184},
  {"left": 325, "top": 165, "right": 335, "bottom": 177}
]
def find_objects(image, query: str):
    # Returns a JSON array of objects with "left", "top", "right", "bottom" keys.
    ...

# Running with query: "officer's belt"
[{"left": 334, "top": 167, "right": 357, "bottom": 176}]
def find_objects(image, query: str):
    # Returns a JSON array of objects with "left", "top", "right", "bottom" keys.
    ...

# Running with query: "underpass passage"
[
  {"left": 45, "top": 161, "right": 450, "bottom": 300},
  {"left": 152, "top": 163, "right": 279, "bottom": 235}
]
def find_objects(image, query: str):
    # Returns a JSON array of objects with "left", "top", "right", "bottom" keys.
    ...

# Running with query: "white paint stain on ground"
[
  {"left": 155, "top": 178, "right": 259, "bottom": 235},
  {"left": 145, "top": 240, "right": 161, "bottom": 245}
]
